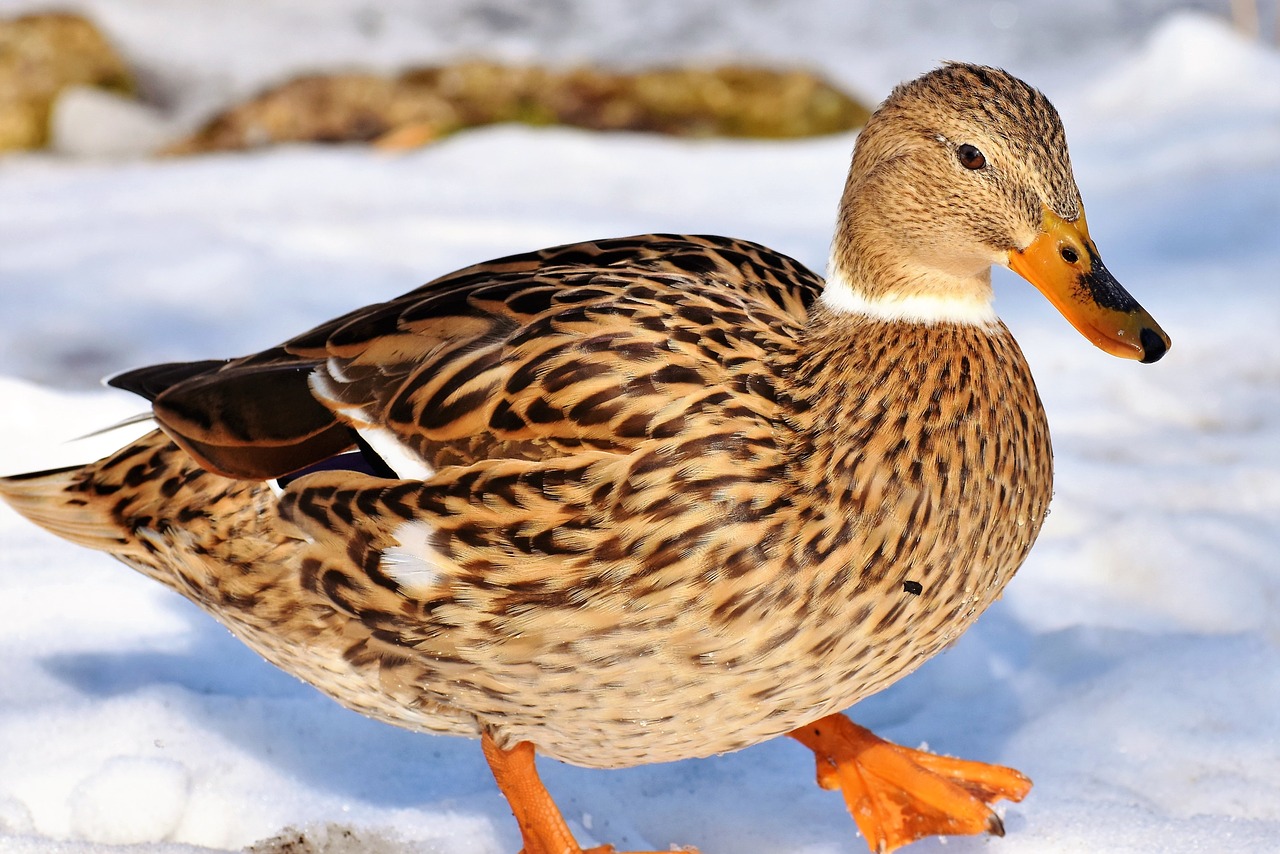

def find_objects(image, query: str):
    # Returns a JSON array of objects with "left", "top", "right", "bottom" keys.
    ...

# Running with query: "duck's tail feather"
[
  {"left": 0, "top": 462, "right": 136, "bottom": 554},
  {"left": 2, "top": 423, "right": 326, "bottom": 620}
]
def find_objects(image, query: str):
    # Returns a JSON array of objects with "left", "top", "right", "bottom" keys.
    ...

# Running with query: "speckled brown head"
[{"left": 827, "top": 62, "right": 1170, "bottom": 363}]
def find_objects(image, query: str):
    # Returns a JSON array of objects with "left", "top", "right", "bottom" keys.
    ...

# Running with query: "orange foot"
[
  {"left": 788, "top": 714, "right": 1032, "bottom": 854},
  {"left": 482, "top": 731, "right": 698, "bottom": 854}
]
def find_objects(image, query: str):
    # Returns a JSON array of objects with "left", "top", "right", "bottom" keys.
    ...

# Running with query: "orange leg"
[
  {"left": 481, "top": 731, "right": 697, "bottom": 854},
  {"left": 789, "top": 714, "right": 1031, "bottom": 854}
]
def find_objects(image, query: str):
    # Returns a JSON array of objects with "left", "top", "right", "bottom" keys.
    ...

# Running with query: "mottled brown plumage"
[{"left": 0, "top": 63, "right": 1169, "bottom": 853}]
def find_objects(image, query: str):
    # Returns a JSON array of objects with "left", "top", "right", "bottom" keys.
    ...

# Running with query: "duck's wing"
[{"left": 114, "top": 234, "right": 822, "bottom": 480}]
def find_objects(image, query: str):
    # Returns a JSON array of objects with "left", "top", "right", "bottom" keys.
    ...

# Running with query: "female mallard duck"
[{"left": 0, "top": 63, "right": 1168, "bottom": 853}]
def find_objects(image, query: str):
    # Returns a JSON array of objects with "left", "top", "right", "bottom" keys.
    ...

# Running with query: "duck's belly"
[
  {"left": 471, "top": 337, "right": 1053, "bottom": 766},
  {"left": 447, "top": 443, "right": 1052, "bottom": 766},
  {"left": 494, "top": 507, "right": 1046, "bottom": 767}
]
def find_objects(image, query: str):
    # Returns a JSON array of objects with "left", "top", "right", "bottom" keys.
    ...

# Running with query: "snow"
[
  {"left": 68, "top": 757, "right": 192, "bottom": 845},
  {"left": 2, "top": 5, "right": 1279, "bottom": 853},
  {"left": 49, "top": 88, "right": 176, "bottom": 160}
]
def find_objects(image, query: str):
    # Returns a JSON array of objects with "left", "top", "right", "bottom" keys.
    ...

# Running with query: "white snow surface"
[{"left": 2, "top": 6, "right": 1280, "bottom": 854}]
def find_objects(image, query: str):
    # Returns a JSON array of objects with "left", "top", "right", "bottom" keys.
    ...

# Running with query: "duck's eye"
[{"left": 957, "top": 144, "right": 986, "bottom": 170}]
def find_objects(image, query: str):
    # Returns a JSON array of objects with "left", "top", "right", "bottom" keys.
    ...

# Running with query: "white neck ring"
[{"left": 819, "top": 267, "right": 998, "bottom": 326}]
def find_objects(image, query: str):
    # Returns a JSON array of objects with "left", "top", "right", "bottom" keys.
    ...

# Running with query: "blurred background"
[{"left": 0, "top": 0, "right": 1275, "bottom": 159}]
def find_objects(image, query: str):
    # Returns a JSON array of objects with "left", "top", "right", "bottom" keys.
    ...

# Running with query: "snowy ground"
[{"left": 2, "top": 5, "right": 1280, "bottom": 854}]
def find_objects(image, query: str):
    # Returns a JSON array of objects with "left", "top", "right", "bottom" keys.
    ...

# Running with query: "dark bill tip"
[{"left": 1139, "top": 327, "right": 1169, "bottom": 364}]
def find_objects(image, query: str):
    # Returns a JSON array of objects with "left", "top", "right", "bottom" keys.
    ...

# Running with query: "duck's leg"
[
  {"left": 788, "top": 714, "right": 1031, "bottom": 854},
  {"left": 481, "top": 731, "right": 697, "bottom": 854}
]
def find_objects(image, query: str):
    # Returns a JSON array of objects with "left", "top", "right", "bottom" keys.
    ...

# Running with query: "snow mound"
[
  {"left": 1084, "top": 12, "right": 1280, "bottom": 118},
  {"left": 50, "top": 87, "right": 176, "bottom": 159},
  {"left": 69, "top": 758, "right": 191, "bottom": 845},
  {"left": 0, "top": 795, "right": 36, "bottom": 835}
]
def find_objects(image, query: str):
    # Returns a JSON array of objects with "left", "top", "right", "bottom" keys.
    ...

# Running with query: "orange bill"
[{"left": 1008, "top": 206, "right": 1170, "bottom": 363}]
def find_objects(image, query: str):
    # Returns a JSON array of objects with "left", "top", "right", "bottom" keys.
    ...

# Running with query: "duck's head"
[{"left": 826, "top": 62, "right": 1169, "bottom": 363}]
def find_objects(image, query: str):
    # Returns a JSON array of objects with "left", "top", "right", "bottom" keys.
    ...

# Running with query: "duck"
[{"left": 0, "top": 62, "right": 1169, "bottom": 854}]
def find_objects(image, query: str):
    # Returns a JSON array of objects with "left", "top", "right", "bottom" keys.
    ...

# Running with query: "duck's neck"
[{"left": 822, "top": 156, "right": 999, "bottom": 325}]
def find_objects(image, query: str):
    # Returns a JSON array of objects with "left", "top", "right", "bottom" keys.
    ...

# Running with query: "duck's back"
[{"left": 111, "top": 234, "right": 820, "bottom": 479}]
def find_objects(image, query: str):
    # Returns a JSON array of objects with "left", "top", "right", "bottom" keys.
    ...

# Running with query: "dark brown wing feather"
[
  {"left": 108, "top": 358, "right": 231, "bottom": 401},
  {"left": 108, "top": 347, "right": 351, "bottom": 479}
]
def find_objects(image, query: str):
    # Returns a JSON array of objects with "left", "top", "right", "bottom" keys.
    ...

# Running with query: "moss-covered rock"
[
  {"left": 166, "top": 61, "right": 869, "bottom": 154},
  {"left": 0, "top": 12, "right": 133, "bottom": 151}
]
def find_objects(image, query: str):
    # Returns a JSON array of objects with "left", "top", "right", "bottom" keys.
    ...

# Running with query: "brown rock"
[
  {"left": 0, "top": 12, "right": 133, "bottom": 151},
  {"left": 168, "top": 61, "right": 869, "bottom": 154}
]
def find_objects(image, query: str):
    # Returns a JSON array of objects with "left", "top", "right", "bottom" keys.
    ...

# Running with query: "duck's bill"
[{"left": 1007, "top": 207, "right": 1170, "bottom": 363}]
